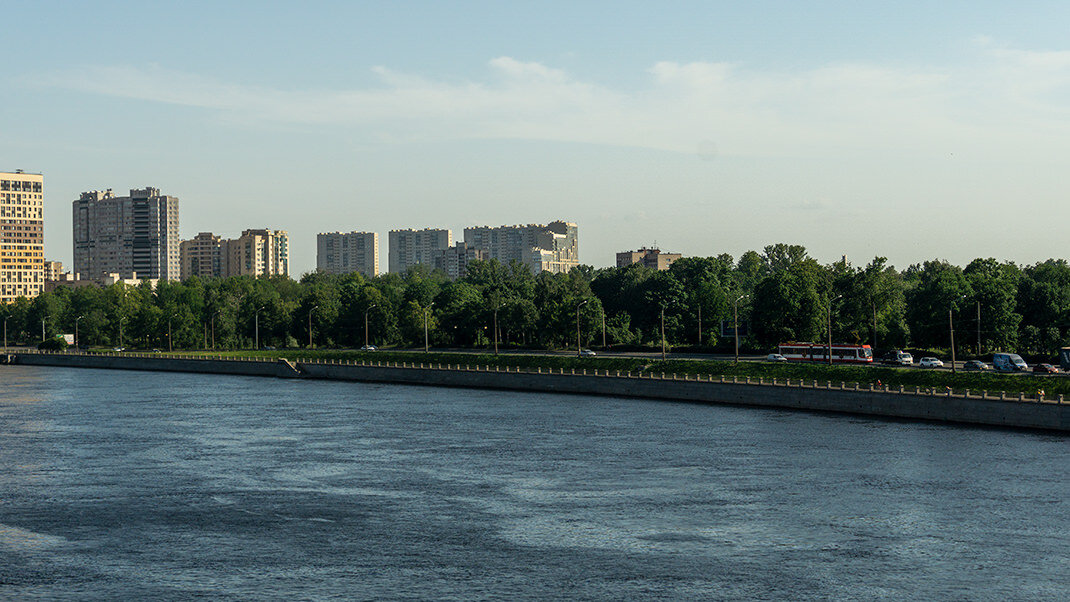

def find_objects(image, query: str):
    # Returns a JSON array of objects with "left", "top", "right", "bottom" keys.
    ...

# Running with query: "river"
[{"left": 0, "top": 365, "right": 1066, "bottom": 600}]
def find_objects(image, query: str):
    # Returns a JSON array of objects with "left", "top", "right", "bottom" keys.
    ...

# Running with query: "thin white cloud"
[{"left": 39, "top": 42, "right": 1070, "bottom": 159}]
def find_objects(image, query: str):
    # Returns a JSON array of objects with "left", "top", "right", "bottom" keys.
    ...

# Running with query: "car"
[
  {"left": 112, "top": 347, "right": 125, "bottom": 352},
  {"left": 360, "top": 345, "right": 378, "bottom": 351},
  {"left": 261, "top": 345, "right": 276, "bottom": 351},
  {"left": 1033, "top": 363, "right": 1059, "bottom": 374},
  {"left": 881, "top": 351, "right": 913, "bottom": 366},
  {"left": 962, "top": 360, "right": 989, "bottom": 372},
  {"left": 580, "top": 349, "right": 597, "bottom": 357},
  {"left": 151, "top": 348, "right": 161, "bottom": 353},
  {"left": 766, "top": 353, "right": 788, "bottom": 362},
  {"left": 918, "top": 357, "right": 944, "bottom": 368}
]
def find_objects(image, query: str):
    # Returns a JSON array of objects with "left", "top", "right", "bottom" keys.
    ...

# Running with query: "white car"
[
  {"left": 360, "top": 345, "right": 378, "bottom": 351},
  {"left": 766, "top": 353, "right": 788, "bottom": 362},
  {"left": 918, "top": 357, "right": 944, "bottom": 368},
  {"left": 580, "top": 349, "right": 597, "bottom": 357}
]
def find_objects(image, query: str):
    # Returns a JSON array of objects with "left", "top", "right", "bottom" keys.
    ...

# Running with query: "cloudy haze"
[{"left": 5, "top": 2, "right": 1070, "bottom": 275}]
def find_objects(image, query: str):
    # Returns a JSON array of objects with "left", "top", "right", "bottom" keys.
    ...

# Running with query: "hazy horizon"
[{"left": 6, "top": 1, "right": 1070, "bottom": 276}]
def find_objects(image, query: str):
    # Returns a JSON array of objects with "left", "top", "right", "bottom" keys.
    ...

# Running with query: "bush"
[{"left": 38, "top": 337, "right": 68, "bottom": 351}]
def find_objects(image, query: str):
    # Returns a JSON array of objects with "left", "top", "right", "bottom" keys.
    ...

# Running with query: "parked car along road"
[{"left": 918, "top": 357, "right": 944, "bottom": 368}]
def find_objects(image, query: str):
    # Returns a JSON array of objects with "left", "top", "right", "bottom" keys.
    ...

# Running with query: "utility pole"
[
  {"left": 364, "top": 304, "right": 377, "bottom": 349},
  {"left": 576, "top": 299, "right": 588, "bottom": 357},
  {"left": 308, "top": 305, "right": 318, "bottom": 349},
  {"left": 828, "top": 294, "right": 843, "bottom": 366},
  {"left": 654, "top": 307, "right": 663, "bottom": 361},
  {"left": 423, "top": 302, "right": 434, "bottom": 353},
  {"left": 733, "top": 295, "right": 747, "bottom": 363},
  {"left": 950, "top": 306, "right": 956, "bottom": 374}
]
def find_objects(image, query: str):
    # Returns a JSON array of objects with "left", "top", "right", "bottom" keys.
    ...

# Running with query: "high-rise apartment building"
[
  {"left": 617, "top": 247, "right": 682, "bottom": 271},
  {"left": 225, "top": 229, "right": 289, "bottom": 277},
  {"left": 317, "top": 231, "right": 379, "bottom": 277},
  {"left": 432, "top": 242, "right": 485, "bottom": 280},
  {"left": 0, "top": 170, "right": 44, "bottom": 302},
  {"left": 180, "top": 232, "right": 225, "bottom": 279},
  {"left": 73, "top": 187, "right": 180, "bottom": 280},
  {"left": 388, "top": 228, "right": 452, "bottom": 273},
  {"left": 43, "top": 260, "right": 64, "bottom": 281},
  {"left": 463, "top": 221, "right": 578, "bottom": 274}
]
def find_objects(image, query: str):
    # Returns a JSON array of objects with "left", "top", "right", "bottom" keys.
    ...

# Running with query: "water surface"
[{"left": 0, "top": 366, "right": 1066, "bottom": 600}]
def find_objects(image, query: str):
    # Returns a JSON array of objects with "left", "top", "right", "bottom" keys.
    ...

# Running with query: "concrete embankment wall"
[{"left": 7, "top": 353, "right": 1070, "bottom": 433}]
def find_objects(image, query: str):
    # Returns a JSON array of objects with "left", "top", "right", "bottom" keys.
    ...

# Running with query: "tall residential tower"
[
  {"left": 388, "top": 228, "right": 452, "bottom": 273},
  {"left": 0, "top": 170, "right": 44, "bottom": 302},
  {"left": 317, "top": 231, "right": 379, "bottom": 277},
  {"left": 73, "top": 187, "right": 180, "bottom": 280},
  {"left": 463, "top": 221, "right": 578, "bottom": 274}
]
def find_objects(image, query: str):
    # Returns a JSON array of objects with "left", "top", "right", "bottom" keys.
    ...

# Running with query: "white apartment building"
[{"left": 388, "top": 228, "right": 452, "bottom": 273}]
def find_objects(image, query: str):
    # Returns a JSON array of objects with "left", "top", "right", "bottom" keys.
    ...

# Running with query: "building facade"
[
  {"left": 179, "top": 232, "right": 225, "bottom": 279},
  {"left": 317, "top": 231, "right": 379, "bottom": 277},
  {"left": 463, "top": 221, "right": 578, "bottom": 274},
  {"left": 388, "top": 228, "right": 452, "bottom": 273},
  {"left": 225, "top": 229, "right": 289, "bottom": 278},
  {"left": 43, "top": 260, "right": 64, "bottom": 282},
  {"left": 432, "top": 242, "right": 486, "bottom": 280},
  {"left": 0, "top": 170, "right": 44, "bottom": 303},
  {"left": 73, "top": 187, "right": 180, "bottom": 281},
  {"left": 616, "top": 247, "right": 682, "bottom": 271}
]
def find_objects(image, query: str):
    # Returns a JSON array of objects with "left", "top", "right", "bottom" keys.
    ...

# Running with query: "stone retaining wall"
[{"left": 8, "top": 352, "right": 1069, "bottom": 432}]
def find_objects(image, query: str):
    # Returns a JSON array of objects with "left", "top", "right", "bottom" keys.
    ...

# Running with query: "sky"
[{"left": 5, "top": 1, "right": 1070, "bottom": 276}]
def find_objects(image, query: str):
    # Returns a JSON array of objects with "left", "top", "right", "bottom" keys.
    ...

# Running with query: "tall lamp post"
[
  {"left": 167, "top": 316, "right": 173, "bottom": 353},
  {"left": 119, "top": 316, "right": 126, "bottom": 350},
  {"left": 75, "top": 315, "right": 84, "bottom": 351},
  {"left": 660, "top": 306, "right": 667, "bottom": 360},
  {"left": 364, "top": 304, "right": 377, "bottom": 349},
  {"left": 308, "top": 305, "right": 318, "bottom": 349},
  {"left": 210, "top": 310, "right": 221, "bottom": 350},
  {"left": 254, "top": 305, "right": 265, "bottom": 350},
  {"left": 493, "top": 303, "right": 499, "bottom": 355},
  {"left": 423, "top": 302, "right": 434, "bottom": 353},
  {"left": 733, "top": 295, "right": 748, "bottom": 363},
  {"left": 41, "top": 318, "right": 46, "bottom": 344},
  {"left": 3, "top": 314, "right": 9, "bottom": 353},
  {"left": 576, "top": 299, "right": 588, "bottom": 357},
  {"left": 827, "top": 294, "right": 843, "bottom": 366}
]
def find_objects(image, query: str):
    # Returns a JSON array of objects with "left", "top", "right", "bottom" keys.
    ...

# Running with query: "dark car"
[
  {"left": 1032, "top": 363, "right": 1059, "bottom": 374},
  {"left": 963, "top": 360, "right": 989, "bottom": 372}
]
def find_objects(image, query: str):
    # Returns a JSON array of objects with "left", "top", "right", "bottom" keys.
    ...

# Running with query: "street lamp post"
[
  {"left": 660, "top": 307, "right": 667, "bottom": 360},
  {"left": 119, "top": 316, "right": 126, "bottom": 350},
  {"left": 493, "top": 304, "right": 499, "bottom": 355},
  {"left": 976, "top": 300, "right": 982, "bottom": 356},
  {"left": 733, "top": 295, "right": 748, "bottom": 363},
  {"left": 423, "top": 302, "right": 434, "bottom": 353},
  {"left": 211, "top": 310, "right": 221, "bottom": 350},
  {"left": 75, "top": 315, "right": 84, "bottom": 351},
  {"left": 168, "top": 317, "right": 173, "bottom": 353},
  {"left": 828, "top": 294, "right": 843, "bottom": 366},
  {"left": 254, "top": 306, "right": 265, "bottom": 350},
  {"left": 601, "top": 306, "right": 606, "bottom": 349},
  {"left": 3, "top": 315, "right": 9, "bottom": 353},
  {"left": 308, "top": 305, "right": 318, "bottom": 349},
  {"left": 41, "top": 318, "right": 45, "bottom": 344},
  {"left": 698, "top": 304, "right": 702, "bottom": 347},
  {"left": 364, "top": 304, "right": 377, "bottom": 349},
  {"left": 576, "top": 299, "right": 589, "bottom": 357}
]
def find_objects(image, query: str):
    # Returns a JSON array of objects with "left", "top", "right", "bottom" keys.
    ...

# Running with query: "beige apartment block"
[
  {"left": 463, "top": 221, "right": 578, "bottom": 274},
  {"left": 432, "top": 242, "right": 485, "bottom": 280},
  {"left": 317, "top": 231, "right": 379, "bottom": 277},
  {"left": 73, "top": 187, "right": 180, "bottom": 281},
  {"left": 45, "top": 271, "right": 159, "bottom": 293},
  {"left": 388, "top": 228, "right": 452, "bottom": 273},
  {"left": 180, "top": 232, "right": 225, "bottom": 279},
  {"left": 616, "top": 247, "right": 682, "bottom": 271},
  {"left": 43, "top": 260, "right": 64, "bottom": 281},
  {"left": 226, "top": 229, "right": 289, "bottom": 277},
  {"left": 0, "top": 170, "right": 44, "bottom": 303}
]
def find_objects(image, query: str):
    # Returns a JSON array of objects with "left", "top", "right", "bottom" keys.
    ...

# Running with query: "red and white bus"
[{"left": 777, "top": 342, "right": 874, "bottom": 364}]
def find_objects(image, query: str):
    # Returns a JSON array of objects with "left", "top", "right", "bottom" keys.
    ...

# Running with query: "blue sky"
[{"left": 6, "top": 1, "right": 1070, "bottom": 275}]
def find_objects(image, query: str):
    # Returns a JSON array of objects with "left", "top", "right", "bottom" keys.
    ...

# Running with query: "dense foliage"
[{"left": 3, "top": 244, "right": 1069, "bottom": 358}]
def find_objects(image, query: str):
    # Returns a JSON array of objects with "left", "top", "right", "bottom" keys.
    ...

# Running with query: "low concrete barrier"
[{"left": 7, "top": 352, "right": 1070, "bottom": 433}]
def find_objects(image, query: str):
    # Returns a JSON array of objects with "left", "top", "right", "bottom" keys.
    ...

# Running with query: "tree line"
[{"left": 2, "top": 243, "right": 1068, "bottom": 357}]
